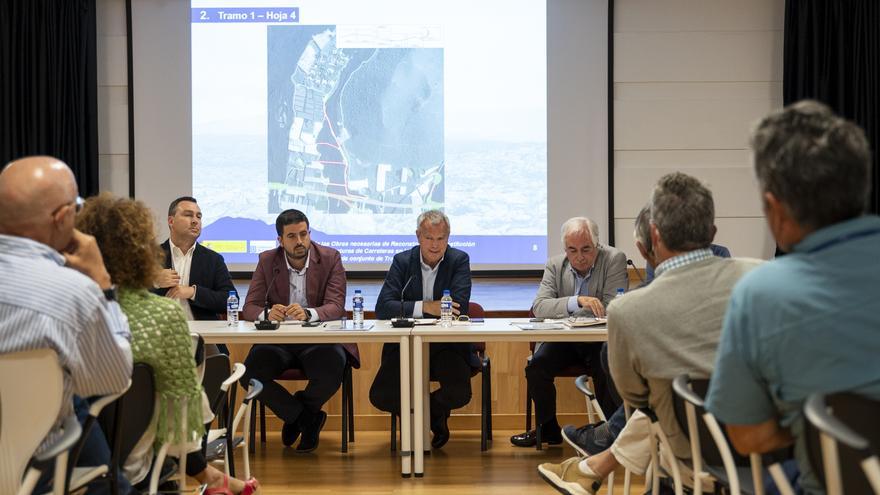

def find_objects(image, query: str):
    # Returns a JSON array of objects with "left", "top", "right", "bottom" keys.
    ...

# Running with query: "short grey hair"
[
  {"left": 416, "top": 209, "right": 450, "bottom": 233},
  {"left": 751, "top": 100, "right": 871, "bottom": 229},
  {"left": 650, "top": 172, "right": 715, "bottom": 252},
  {"left": 560, "top": 217, "right": 599, "bottom": 246},
  {"left": 633, "top": 203, "right": 652, "bottom": 252}
]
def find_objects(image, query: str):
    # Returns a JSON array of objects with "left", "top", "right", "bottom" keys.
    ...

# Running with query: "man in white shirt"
[{"left": 154, "top": 196, "right": 235, "bottom": 351}]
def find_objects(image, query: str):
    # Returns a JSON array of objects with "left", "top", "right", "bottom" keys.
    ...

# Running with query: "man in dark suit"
[
  {"left": 369, "top": 209, "right": 475, "bottom": 449},
  {"left": 154, "top": 196, "right": 235, "bottom": 354},
  {"left": 239, "top": 209, "right": 355, "bottom": 453}
]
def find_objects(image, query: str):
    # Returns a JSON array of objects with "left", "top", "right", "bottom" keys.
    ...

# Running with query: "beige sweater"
[{"left": 607, "top": 256, "right": 762, "bottom": 458}]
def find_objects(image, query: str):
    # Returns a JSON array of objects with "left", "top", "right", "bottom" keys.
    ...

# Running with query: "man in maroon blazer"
[{"left": 240, "top": 208, "right": 357, "bottom": 453}]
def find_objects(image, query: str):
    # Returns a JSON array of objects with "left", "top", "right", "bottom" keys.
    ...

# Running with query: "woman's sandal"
[
  {"left": 241, "top": 478, "right": 260, "bottom": 495},
  {"left": 202, "top": 474, "right": 260, "bottom": 495}
]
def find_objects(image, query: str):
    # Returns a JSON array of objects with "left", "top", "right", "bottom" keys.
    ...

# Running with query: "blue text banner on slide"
[{"left": 190, "top": 0, "right": 547, "bottom": 266}]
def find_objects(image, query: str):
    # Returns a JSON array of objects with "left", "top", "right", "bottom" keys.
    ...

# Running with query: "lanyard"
[{"left": 802, "top": 228, "right": 880, "bottom": 254}]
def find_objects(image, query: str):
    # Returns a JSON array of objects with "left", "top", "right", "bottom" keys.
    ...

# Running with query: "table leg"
[
  {"left": 423, "top": 344, "right": 431, "bottom": 454},
  {"left": 399, "top": 335, "right": 412, "bottom": 478},
  {"left": 413, "top": 335, "right": 425, "bottom": 477}
]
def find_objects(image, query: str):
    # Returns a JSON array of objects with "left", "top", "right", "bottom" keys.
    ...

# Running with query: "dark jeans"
[
  {"left": 369, "top": 343, "right": 473, "bottom": 418},
  {"left": 34, "top": 396, "right": 135, "bottom": 495},
  {"left": 240, "top": 343, "right": 346, "bottom": 423},
  {"left": 526, "top": 341, "right": 616, "bottom": 429}
]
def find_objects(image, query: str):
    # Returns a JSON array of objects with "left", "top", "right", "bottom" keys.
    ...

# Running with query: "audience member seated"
[
  {"left": 0, "top": 156, "right": 134, "bottom": 495},
  {"left": 564, "top": 205, "right": 733, "bottom": 456},
  {"left": 77, "top": 193, "right": 260, "bottom": 495},
  {"left": 511, "top": 217, "right": 628, "bottom": 448},
  {"left": 370, "top": 209, "right": 474, "bottom": 449},
  {"left": 538, "top": 172, "right": 761, "bottom": 494},
  {"left": 705, "top": 100, "right": 880, "bottom": 494}
]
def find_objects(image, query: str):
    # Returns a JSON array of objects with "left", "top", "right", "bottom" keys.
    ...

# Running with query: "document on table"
[
  {"left": 279, "top": 320, "right": 304, "bottom": 326},
  {"left": 511, "top": 322, "right": 566, "bottom": 330},
  {"left": 563, "top": 317, "right": 607, "bottom": 328},
  {"left": 324, "top": 321, "right": 374, "bottom": 331},
  {"left": 413, "top": 318, "right": 439, "bottom": 326}
]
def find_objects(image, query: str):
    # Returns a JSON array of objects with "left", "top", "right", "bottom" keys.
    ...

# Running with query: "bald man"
[{"left": 0, "top": 156, "right": 134, "bottom": 495}]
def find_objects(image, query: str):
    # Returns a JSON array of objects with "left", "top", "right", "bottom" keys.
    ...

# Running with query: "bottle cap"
[
  {"left": 355, "top": 289, "right": 362, "bottom": 294},
  {"left": 228, "top": 290, "right": 236, "bottom": 296},
  {"left": 443, "top": 289, "right": 450, "bottom": 295}
]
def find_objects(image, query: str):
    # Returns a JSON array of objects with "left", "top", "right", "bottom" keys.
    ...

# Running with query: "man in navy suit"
[
  {"left": 370, "top": 209, "right": 475, "bottom": 449},
  {"left": 154, "top": 197, "right": 235, "bottom": 354}
]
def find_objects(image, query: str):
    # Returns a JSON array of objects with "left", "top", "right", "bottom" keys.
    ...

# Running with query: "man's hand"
[
  {"left": 166, "top": 285, "right": 195, "bottom": 300},
  {"left": 63, "top": 229, "right": 112, "bottom": 290},
  {"left": 286, "top": 303, "right": 308, "bottom": 321},
  {"left": 268, "top": 304, "right": 288, "bottom": 322},
  {"left": 577, "top": 296, "right": 606, "bottom": 317},
  {"left": 155, "top": 268, "right": 180, "bottom": 288},
  {"left": 423, "top": 300, "right": 461, "bottom": 317}
]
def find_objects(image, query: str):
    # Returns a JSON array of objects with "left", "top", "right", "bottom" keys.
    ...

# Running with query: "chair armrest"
[
  {"left": 33, "top": 415, "right": 82, "bottom": 463},
  {"left": 574, "top": 375, "right": 595, "bottom": 398},
  {"left": 244, "top": 379, "right": 263, "bottom": 402},
  {"left": 87, "top": 380, "right": 131, "bottom": 417},
  {"left": 804, "top": 394, "right": 871, "bottom": 452},
  {"left": 220, "top": 363, "right": 246, "bottom": 392}
]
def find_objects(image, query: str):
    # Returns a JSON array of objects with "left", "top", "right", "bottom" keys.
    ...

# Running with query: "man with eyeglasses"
[
  {"left": 511, "top": 217, "right": 628, "bottom": 448},
  {"left": 0, "top": 156, "right": 134, "bottom": 494},
  {"left": 239, "top": 208, "right": 353, "bottom": 453}
]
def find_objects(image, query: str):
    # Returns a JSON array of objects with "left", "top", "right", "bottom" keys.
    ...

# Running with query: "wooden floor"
[{"left": 218, "top": 430, "right": 645, "bottom": 494}]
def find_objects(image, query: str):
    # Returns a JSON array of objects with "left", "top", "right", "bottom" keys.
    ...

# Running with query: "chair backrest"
[
  {"left": 0, "top": 349, "right": 64, "bottom": 494},
  {"left": 468, "top": 302, "right": 485, "bottom": 318},
  {"left": 203, "top": 354, "right": 232, "bottom": 417},
  {"left": 99, "top": 363, "right": 156, "bottom": 467},
  {"left": 671, "top": 374, "right": 750, "bottom": 468},
  {"left": 804, "top": 392, "right": 880, "bottom": 494}
]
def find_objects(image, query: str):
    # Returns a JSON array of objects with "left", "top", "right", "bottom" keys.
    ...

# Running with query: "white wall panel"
[
  {"left": 97, "top": 86, "right": 129, "bottom": 156},
  {"left": 98, "top": 155, "right": 129, "bottom": 196},
  {"left": 615, "top": 31, "right": 783, "bottom": 82},
  {"left": 615, "top": 0, "right": 783, "bottom": 33}
]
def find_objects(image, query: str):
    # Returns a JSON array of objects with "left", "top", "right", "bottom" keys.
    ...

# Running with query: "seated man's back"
[{"left": 609, "top": 250, "right": 761, "bottom": 458}]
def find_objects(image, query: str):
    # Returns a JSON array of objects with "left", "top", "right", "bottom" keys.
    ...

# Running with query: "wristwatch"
[{"left": 103, "top": 284, "right": 118, "bottom": 302}]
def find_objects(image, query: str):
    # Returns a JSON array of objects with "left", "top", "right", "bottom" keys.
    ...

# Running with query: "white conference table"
[
  {"left": 188, "top": 318, "right": 609, "bottom": 479},
  {"left": 410, "top": 318, "right": 608, "bottom": 477},
  {"left": 188, "top": 319, "right": 417, "bottom": 477}
]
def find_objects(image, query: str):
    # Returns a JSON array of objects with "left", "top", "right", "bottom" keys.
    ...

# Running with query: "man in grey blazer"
[{"left": 511, "top": 217, "right": 628, "bottom": 447}]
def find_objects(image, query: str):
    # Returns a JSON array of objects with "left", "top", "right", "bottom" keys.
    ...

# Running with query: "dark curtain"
[
  {"left": 0, "top": 0, "right": 99, "bottom": 196},
  {"left": 784, "top": 0, "right": 880, "bottom": 215}
]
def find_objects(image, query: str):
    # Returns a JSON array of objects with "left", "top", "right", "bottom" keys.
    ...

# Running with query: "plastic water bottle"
[
  {"left": 440, "top": 289, "right": 453, "bottom": 327},
  {"left": 615, "top": 288, "right": 625, "bottom": 300},
  {"left": 226, "top": 291, "right": 239, "bottom": 326},
  {"left": 352, "top": 289, "right": 364, "bottom": 327}
]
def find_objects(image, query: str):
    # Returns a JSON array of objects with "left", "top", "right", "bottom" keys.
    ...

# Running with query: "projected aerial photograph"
[{"left": 267, "top": 26, "right": 444, "bottom": 215}]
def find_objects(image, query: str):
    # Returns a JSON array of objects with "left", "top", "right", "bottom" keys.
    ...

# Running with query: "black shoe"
[
  {"left": 295, "top": 409, "right": 327, "bottom": 453},
  {"left": 282, "top": 420, "right": 301, "bottom": 447},
  {"left": 510, "top": 427, "right": 563, "bottom": 447},
  {"left": 430, "top": 412, "right": 450, "bottom": 449},
  {"left": 562, "top": 421, "right": 614, "bottom": 457}
]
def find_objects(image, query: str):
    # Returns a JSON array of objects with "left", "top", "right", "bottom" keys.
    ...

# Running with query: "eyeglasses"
[
  {"left": 52, "top": 196, "right": 84, "bottom": 217},
  {"left": 453, "top": 315, "right": 470, "bottom": 322}
]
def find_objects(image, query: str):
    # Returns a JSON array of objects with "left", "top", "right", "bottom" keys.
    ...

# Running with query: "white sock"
[{"left": 578, "top": 459, "right": 600, "bottom": 478}]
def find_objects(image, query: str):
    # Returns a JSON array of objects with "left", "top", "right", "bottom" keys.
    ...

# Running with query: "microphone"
[
  {"left": 391, "top": 274, "right": 416, "bottom": 328},
  {"left": 255, "top": 267, "right": 281, "bottom": 330},
  {"left": 627, "top": 259, "right": 646, "bottom": 285}
]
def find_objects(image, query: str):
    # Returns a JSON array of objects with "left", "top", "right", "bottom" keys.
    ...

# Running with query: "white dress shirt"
[
  {"left": 413, "top": 252, "right": 444, "bottom": 318},
  {"left": 285, "top": 254, "right": 319, "bottom": 322},
  {"left": 169, "top": 239, "right": 196, "bottom": 320}
]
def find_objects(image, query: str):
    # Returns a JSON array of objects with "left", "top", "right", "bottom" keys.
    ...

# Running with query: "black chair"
[
  {"left": 251, "top": 349, "right": 358, "bottom": 453},
  {"left": 804, "top": 392, "right": 880, "bottom": 495},
  {"left": 671, "top": 374, "right": 795, "bottom": 495},
  {"left": 389, "top": 302, "right": 494, "bottom": 452},
  {"left": 98, "top": 363, "right": 158, "bottom": 495}
]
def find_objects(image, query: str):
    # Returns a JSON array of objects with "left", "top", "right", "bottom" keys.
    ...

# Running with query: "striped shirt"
[
  {"left": 654, "top": 248, "right": 714, "bottom": 278},
  {"left": 0, "top": 234, "right": 133, "bottom": 449}
]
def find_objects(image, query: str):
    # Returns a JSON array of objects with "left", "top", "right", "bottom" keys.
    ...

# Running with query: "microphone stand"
[
  {"left": 255, "top": 267, "right": 281, "bottom": 330},
  {"left": 391, "top": 274, "right": 416, "bottom": 328}
]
